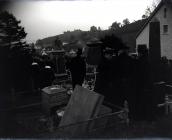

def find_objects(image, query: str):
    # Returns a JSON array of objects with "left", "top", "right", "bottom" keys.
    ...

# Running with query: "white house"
[{"left": 136, "top": 0, "right": 172, "bottom": 59}]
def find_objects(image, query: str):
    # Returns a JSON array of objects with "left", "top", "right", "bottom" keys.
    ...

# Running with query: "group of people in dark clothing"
[
  {"left": 64, "top": 46, "right": 155, "bottom": 121},
  {"left": 30, "top": 46, "right": 171, "bottom": 122},
  {"left": 94, "top": 48, "right": 154, "bottom": 121}
]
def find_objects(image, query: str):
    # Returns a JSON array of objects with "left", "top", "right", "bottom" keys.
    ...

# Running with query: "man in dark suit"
[{"left": 69, "top": 48, "right": 86, "bottom": 90}]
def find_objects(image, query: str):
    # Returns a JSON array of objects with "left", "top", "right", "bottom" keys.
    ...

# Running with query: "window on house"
[
  {"left": 163, "top": 25, "right": 168, "bottom": 34},
  {"left": 164, "top": 8, "right": 167, "bottom": 18}
]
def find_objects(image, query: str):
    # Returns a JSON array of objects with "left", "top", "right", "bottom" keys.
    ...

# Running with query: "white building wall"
[
  {"left": 136, "top": 4, "right": 172, "bottom": 59},
  {"left": 160, "top": 4, "right": 172, "bottom": 59}
]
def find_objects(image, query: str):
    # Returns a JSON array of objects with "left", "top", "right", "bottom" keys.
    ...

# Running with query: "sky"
[{"left": 3, "top": 0, "right": 156, "bottom": 43}]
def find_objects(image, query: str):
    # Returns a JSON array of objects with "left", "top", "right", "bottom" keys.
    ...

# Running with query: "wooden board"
[{"left": 59, "top": 85, "right": 104, "bottom": 136}]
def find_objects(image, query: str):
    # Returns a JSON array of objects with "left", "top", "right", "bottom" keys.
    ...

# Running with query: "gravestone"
[
  {"left": 47, "top": 50, "right": 66, "bottom": 74},
  {"left": 59, "top": 85, "right": 104, "bottom": 136},
  {"left": 149, "top": 21, "right": 161, "bottom": 82},
  {"left": 42, "top": 85, "right": 68, "bottom": 115},
  {"left": 149, "top": 21, "right": 161, "bottom": 63}
]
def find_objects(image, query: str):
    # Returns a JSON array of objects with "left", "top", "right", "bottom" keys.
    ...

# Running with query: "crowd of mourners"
[
  {"left": 64, "top": 46, "right": 172, "bottom": 121},
  {"left": 1, "top": 43, "right": 172, "bottom": 122},
  {"left": 94, "top": 47, "right": 172, "bottom": 121},
  {"left": 94, "top": 48, "right": 151, "bottom": 121}
]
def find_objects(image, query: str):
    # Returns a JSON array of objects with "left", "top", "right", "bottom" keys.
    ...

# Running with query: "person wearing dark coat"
[
  {"left": 113, "top": 51, "right": 133, "bottom": 106},
  {"left": 132, "top": 50, "right": 153, "bottom": 121},
  {"left": 94, "top": 50, "right": 116, "bottom": 106},
  {"left": 69, "top": 48, "right": 86, "bottom": 90}
]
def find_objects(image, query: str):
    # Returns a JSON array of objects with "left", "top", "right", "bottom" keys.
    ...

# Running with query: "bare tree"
[
  {"left": 152, "top": 0, "right": 161, "bottom": 8},
  {"left": 142, "top": 0, "right": 161, "bottom": 19},
  {"left": 142, "top": 7, "right": 152, "bottom": 19}
]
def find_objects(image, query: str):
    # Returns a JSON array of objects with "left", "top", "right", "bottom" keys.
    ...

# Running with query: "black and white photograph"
[{"left": 0, "top": 0, "right": 172, "bottom": 138}]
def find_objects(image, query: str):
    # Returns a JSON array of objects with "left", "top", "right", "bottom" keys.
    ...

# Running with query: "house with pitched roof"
[
  {"left": 108, "top": 19, "right": 147, "bottom": 53},
  {"left": 136, "top": 0, "right": 172, "bottom": 59}
]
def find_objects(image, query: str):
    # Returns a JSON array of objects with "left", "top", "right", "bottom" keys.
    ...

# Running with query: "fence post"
[
  {"left": 165, "top": 95, "right": 169, "bottom": 115},
  {"left": 11, "top": 88, "right": 16, "bottom": 108},
  {"left": 124, "top": 100, "right": 129, "bottom": 125}
]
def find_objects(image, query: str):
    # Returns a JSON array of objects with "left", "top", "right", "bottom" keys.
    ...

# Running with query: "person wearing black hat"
[{"left": 68, "top": 48, "right": 86, "bottom": 90}]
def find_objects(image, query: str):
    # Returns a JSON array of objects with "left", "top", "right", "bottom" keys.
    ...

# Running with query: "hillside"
[
  {"left": 35, "top": 19, "right": 147, "bottom": 53},
  {"left": 35, "top": 29, "right": 103, "bottom": 49}
]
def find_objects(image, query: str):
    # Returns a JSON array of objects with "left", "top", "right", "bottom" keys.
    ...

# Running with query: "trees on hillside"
[
  {"left": 109, "top": 18, "right": 130, "bottom": 31},
  {"left": 35, "top": 39, "right": 43, "bottom": 48},
  {"left": 98, "top": 27, "right": 101, "bottom": 31},
  {"left": 109, "top": 21, "right": 121, "bottom": 30},
  {"left": 122, "top": 18, "right": 130, "bottom": 26},
  {"left": 90, "top": 26, "right": 98, "bottom": 32},
  {"left": 100, "top": 34, "right": 128, "bottom": 55},
  {"left": 54, "top": 36, "right": 62, "bottom": 50}
]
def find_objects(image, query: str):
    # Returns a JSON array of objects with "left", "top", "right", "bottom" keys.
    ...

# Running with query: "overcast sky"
[{"left": 4, "top": 0, "right": 156, "bottom": 43}]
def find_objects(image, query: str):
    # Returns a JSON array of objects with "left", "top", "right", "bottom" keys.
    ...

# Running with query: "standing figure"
[
  {"left": 69, "top": 48, "right": 86, "bottom": 90},
  {"left": 94, "top": 49, "right": 114, "bottom": 103}
]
